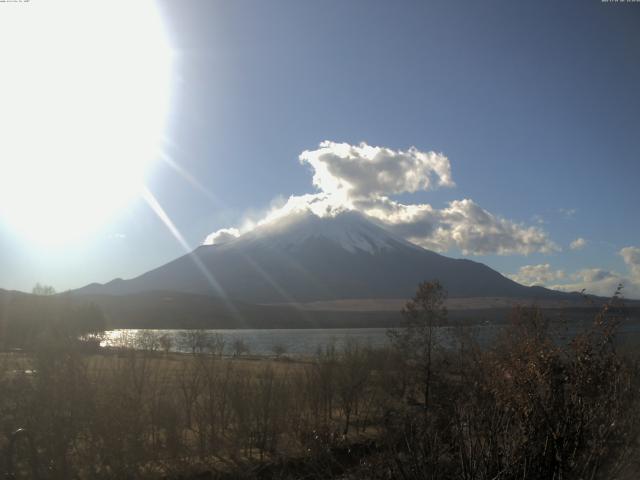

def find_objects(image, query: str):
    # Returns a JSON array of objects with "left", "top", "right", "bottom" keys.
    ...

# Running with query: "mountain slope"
[{"left": 75, "top": 211, "right": 565, "bottom": 303}]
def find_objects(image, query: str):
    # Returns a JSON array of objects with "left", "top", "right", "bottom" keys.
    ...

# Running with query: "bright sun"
[{"left": 0, "top": 0, "right": 172, "bottom": 246}]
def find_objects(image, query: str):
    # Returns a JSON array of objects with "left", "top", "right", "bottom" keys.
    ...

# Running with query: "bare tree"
[
  {"left": 389, "top": 280, "right": 447, "bottom": 410},
  {"left": 181, "top": 330, "right": 210, "bottom": 355},
  {"left": 272, "top": 343, "right": 287, "bottom": 358},
  {"left": 158, "top": 333, "right": 173, "bottom": 354},
  {"left": 31, "top": 283, "right": 56, "bottom": 296},
  {"left": 336, "top": 339, "right": 371, "bottom": 435},
  {"left": 231, "top": 338, "right": 250, "bottom": 357}
]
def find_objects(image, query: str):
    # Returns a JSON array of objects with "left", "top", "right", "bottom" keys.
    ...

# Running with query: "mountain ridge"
[{"left": 73, "top": 210, "right": 572, "bottom": 303}]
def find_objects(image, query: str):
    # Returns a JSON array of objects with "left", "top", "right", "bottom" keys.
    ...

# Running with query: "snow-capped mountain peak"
[
  {"left": 73, "top": 207, "right": 563, "bottom": 303},
  {"left": 229, "top": 210, "right": 418, "bottom": 254}
]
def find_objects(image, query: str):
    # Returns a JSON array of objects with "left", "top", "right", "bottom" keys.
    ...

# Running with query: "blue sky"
[{"left": 0, "top": 0, "right": 639, "bottom": 297}]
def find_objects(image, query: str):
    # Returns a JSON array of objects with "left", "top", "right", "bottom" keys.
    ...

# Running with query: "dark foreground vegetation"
[{"left": 1, "top": 283, "right": 639, "bottom": 479}]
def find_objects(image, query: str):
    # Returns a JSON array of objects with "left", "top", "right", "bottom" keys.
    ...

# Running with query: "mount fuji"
[{"left": 75, "top": 210, "right": 564, "bottom": 304}]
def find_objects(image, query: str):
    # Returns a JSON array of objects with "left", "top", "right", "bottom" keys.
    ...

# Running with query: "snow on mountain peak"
[{"left": 229, "top": 210, "right": 418, "bottom": 254}]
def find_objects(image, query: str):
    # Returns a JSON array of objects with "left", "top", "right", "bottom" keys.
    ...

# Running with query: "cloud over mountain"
[
  {"left": 204, "top": 227, "right": 240, "bottom": 246},
  {"left": 621, "top": 246, "right": 640, "bottom": 279},
  {"left": 507, "top": 264, "right": 566, "bottom": 286},
  {"left": 511, "top": 246, "right": 640, "bottom": 299},
  {"left": 370, "top": 198, "right": 558, "bottom": 255},
  {"left": 205, "top": 141, "right": 558, "bottom": 256},
  {"left": 550, "top": 268, "right": 625, "bottom": 298},
  {"left": 300, "top": 141, "right": 454, "bottom": 199}
]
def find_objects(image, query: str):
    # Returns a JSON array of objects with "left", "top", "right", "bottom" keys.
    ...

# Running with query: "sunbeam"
[
  {"left": 141, "top": 187, "right": 245, "bottom": 325},
  {"left": 159, "top": 150, "right": 222, "bottom": 206},
  {"left": 240, "top": 254, "right": 317, "bottom": 325}
]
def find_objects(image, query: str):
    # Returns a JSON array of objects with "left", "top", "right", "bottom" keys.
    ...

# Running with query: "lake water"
[
  {"left": 102, "top": 328, "right": 395, "bottom": 356},
  {"left": 101, "top": 321, "right": 640, "bottom": 356}
]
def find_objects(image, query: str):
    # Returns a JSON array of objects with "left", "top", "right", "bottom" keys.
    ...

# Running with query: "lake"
[
  {"left": 101, "top": 328, "right": 395, "bottom": 356},
  {"left": 100, "top": 321, "right": 640, "bottom": 356}
]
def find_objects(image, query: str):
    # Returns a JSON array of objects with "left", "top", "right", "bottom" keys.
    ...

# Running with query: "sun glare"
[{"left": 0, "top": 0, "right": 172, "bottom": 246}]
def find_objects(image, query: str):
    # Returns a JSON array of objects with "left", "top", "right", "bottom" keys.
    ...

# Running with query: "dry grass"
[{"left": 1, "top": 289, "right": 639, "bottom": 479}]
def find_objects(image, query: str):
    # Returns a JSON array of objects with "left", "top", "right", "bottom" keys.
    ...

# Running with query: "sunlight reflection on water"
[
  {"left": 100, "top": 321, "right": 640, "bottom": 356},
  {"left": 99, "top": 326, "right": 497, "bottom": 356}
]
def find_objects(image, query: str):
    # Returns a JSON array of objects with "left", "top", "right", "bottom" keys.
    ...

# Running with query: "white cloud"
[
  {"left": 550, "top": 268, "right": 624, "bottom": 297},
  {"left": 203, "top": 141, "right": 558, "bottom": 256},
  {"left": 570, "top": 237, "right": 587, "bottom": 250},
  {"left": 423, "top": 200, "right": 558, "bottom": 255},
  {"left": 363, "top": 198, "right": 558, "bottom": 255},
  {"left": 300, "top": 141, "right": 454, "bottom": 200},
  {"left": 203, "top": 227, "right": 240, "bottom": 246},
  {"left": 507, "top": 264, "right": 565, "bottom": 286},
  {"left": 518, "top": 246, "right": 640, "bottom": 299},
  {"left": 620, "top": 246, "right": 640, "bottom": 279}
]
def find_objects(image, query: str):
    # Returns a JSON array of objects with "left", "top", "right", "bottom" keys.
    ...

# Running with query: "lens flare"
[{"left": 0, "top": 0, "right": 173, "bottom": 245}]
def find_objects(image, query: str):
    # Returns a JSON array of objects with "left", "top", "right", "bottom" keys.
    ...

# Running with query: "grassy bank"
[{"left": 2, "top": 290, "right": 640, "bottom": 479}]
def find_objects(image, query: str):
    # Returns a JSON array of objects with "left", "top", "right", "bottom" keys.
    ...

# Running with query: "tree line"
[
  {"left": 0, "top": 282, "right": 638, "bottom": 479},
  {"left": 0, "top": 284, "right": 106, "bottom": 351}
]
